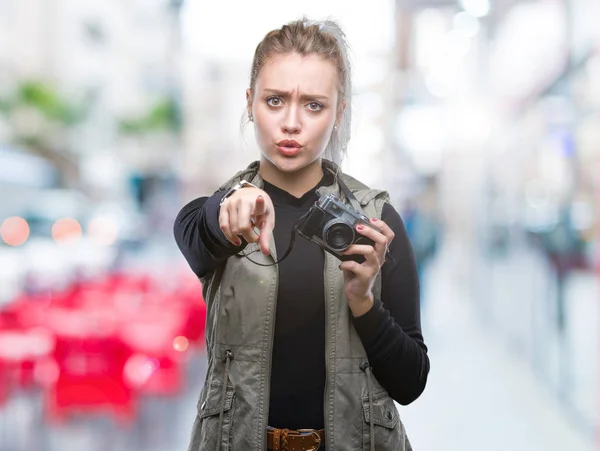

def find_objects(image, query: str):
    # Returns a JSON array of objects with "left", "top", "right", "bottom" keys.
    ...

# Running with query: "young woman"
[{"left": 174, "top": 18, "right": 429, "bottom": 451}]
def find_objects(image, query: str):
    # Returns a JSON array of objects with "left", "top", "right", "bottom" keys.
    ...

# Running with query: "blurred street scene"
[{"left": 0, "top": 0, "right": 598, "bottom": 450}]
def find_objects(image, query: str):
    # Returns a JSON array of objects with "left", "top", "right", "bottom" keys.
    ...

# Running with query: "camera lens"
[{"left": 324, "top": 221, "right": 354, "bottom": 251}]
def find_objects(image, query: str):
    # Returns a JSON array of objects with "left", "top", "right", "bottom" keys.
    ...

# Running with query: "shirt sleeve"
[
  {"left": 352, "top": 202, "right": 430, "bottom": 405},
  {"left": 173, "top": 190, "right": 246, "bottom": 278}
]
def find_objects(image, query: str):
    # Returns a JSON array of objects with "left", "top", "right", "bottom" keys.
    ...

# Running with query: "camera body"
[{"left": 297, "top": 194, "right": 381, "bottom": 263}]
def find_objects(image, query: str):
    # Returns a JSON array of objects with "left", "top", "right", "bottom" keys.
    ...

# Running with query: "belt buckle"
[{"left": 297, "top": 429, "right": 321, "bottom": 451}]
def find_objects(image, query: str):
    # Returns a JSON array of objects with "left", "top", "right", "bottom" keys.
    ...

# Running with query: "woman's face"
[{"left": 248, "top": 53, "right": 340, "bottom": 174}]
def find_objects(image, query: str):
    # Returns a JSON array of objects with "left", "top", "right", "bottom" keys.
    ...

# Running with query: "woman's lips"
[
  {"left": 276, "top": 140, "right": 302, "bottom": 157},
  {"left": 277, "top": 145, "right": 302, "bottom": 157}
]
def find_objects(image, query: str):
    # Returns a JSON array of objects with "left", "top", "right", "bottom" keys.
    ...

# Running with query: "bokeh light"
[
  {"left": 0, "top": 216, "right": 30, "bottom": 246},
  {"left": 173, "top": 336, "right": 189, "bottom": 352},
  {"left": 52, "top": 218, "right": 82, "bottom": 243}
]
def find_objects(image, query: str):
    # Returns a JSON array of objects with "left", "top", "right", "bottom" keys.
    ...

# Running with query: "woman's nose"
[{"left": 281, "top": 107, "right": 301, "bottom": 134}]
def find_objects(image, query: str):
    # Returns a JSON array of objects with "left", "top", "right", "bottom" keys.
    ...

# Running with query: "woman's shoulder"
[
  {"left": 338, "top": 171, "right": 390, "bottom": 206},
  {"left": 217, "top": 161, "right": 261, "bottom": 191}
]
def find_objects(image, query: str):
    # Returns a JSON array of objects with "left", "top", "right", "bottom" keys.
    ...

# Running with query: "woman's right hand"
[{"left": 219, "top": 187, "right": 275, "bottom": 255}]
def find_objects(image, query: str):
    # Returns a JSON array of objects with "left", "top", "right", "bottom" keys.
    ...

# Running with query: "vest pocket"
[
  {"left": 189, "top": 381, "right": 236, "bottom": 451},
  {"left": 361, "top": 392, "right": 405, "bottom": 450}
]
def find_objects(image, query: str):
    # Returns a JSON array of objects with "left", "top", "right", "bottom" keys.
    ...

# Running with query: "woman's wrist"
[{"left": 347, "top": 292, "right": 375, "bottom": 318}]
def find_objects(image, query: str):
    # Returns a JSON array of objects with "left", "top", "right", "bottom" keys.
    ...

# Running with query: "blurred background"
[{"left": 0, "top": 0, "right": 598, "bottom": 450}]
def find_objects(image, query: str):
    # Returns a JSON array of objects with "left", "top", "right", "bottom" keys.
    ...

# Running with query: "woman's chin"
[{"left": 268, "top": 153, "right": 310, "bottom": 173}]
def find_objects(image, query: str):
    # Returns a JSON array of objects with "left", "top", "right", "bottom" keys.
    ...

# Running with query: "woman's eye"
[
  {"left": 307, "top": 102, "right": 323, "bottom": 112},
  {"left": 267, "top": 97, "right": 282, "bottom": 107}
]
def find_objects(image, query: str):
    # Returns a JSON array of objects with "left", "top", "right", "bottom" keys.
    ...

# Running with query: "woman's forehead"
[{"left": 256, "top": 53, "right": 339, "bottom": 95}]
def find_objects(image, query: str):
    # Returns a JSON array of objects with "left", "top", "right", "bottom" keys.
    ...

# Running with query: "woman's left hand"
[{"left": 340, "top": 217, "right": 395, "bottom": 317}]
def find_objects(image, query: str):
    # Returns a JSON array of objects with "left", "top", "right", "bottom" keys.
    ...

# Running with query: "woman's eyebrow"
[{"left": 263, "top": 88, "right": 330, "bottom": 101}]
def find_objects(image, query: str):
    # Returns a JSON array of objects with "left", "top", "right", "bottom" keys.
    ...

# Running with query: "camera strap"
[
  {"left": 238, "top": 173, "right": 363, "bottom": 267},
  {"left": 331, "top": 171, "right": 364, "bottom": 214}
]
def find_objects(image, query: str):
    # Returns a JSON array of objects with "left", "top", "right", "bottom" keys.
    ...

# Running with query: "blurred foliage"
[
  {"left": 18, "top": 82, "right": 84, "bottom": 125},
  {"left": 118, "top": 97, "right": 181, "bottom": 135},
  {"left": 0, "top": 80, "right": 86, "bottom": 126},
  {"left": 0, "top": 80, "right": 87, "bottom": 185}
]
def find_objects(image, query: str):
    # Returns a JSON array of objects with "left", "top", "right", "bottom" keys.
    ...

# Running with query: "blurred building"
[
  {"left": 390, "top": 0, "right": 600, "bottom": 438},
  {"left": 0, "top": 0, "right": 184, "bottom": 199}
]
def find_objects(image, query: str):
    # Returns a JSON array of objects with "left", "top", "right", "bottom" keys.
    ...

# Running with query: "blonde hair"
[{"left": 247, "top": 18, "right": 352, "bottom": 165}]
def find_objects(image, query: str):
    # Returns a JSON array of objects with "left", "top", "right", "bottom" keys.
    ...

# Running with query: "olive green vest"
[{"left": 188, "top": 160, "right": 412, "bottom": 451}]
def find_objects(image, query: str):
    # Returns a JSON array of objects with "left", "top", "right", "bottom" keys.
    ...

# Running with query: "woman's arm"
[
  {"left": 173, "top": 192, "right": 245, "bottom": 278},
  {"left": 352, "top": 203, "right": 430, "bottom": 405}
]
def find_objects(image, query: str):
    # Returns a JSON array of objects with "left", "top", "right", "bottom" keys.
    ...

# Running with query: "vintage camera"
[{"left": 296, "top": 194, "right": 381, "bottom": 263}]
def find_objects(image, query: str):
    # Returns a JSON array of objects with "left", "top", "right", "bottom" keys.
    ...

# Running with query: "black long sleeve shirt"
[{"left": 173, "top": 172, "right": 429, "bottom": 430}]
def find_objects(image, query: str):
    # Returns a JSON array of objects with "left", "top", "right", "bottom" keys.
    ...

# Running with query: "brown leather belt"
[{"left": 266, "top": 427, "right": 325, "bottom": 451}]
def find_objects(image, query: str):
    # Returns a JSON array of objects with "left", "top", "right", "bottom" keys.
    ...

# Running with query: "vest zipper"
[
  {"left": 216, "top": 349, "right": 233, "bottom": 451},
  {"left": 261, "top": 237, "right": 279, "bottom": 448},
  {"left": 360, "top": 361, "right": 375, "bottom": 451}
]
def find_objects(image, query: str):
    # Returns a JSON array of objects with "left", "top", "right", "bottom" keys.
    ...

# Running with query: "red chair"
[
  {"left": 176, "top": 294, "right": 206, "bottom": 346},
  {"left": 0, "top": 316, "right": 8, "bottom": 406},
  {"left": 123, "top": 353, "right": 185, "bottom": 397},
  {"left": 0, "top": 325, "right": 55, "bottom": 390},
  {"left": 0, "top": 267, "right": 205, "bottom": 424},
  {"left": 43, "top": 308, "right": 135, "bottom": 425},
  {"left": 119, "top": 306, "right": 188, "bottom": 396},
  {"left": 171, "top": 271, "right": 207, "bottom": 346}
]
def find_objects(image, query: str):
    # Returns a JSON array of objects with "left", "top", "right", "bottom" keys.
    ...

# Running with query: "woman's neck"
[{"left": 259, "top": 157, "right": 324, "bottom": 198}]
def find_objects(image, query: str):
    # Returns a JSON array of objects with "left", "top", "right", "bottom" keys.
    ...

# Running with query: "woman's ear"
[
  {"left": 335, "top": 100, "right": 347, "bottom": 129},
  {"left": 246, "top": 89, "right": 253, "bottom": 119}
]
